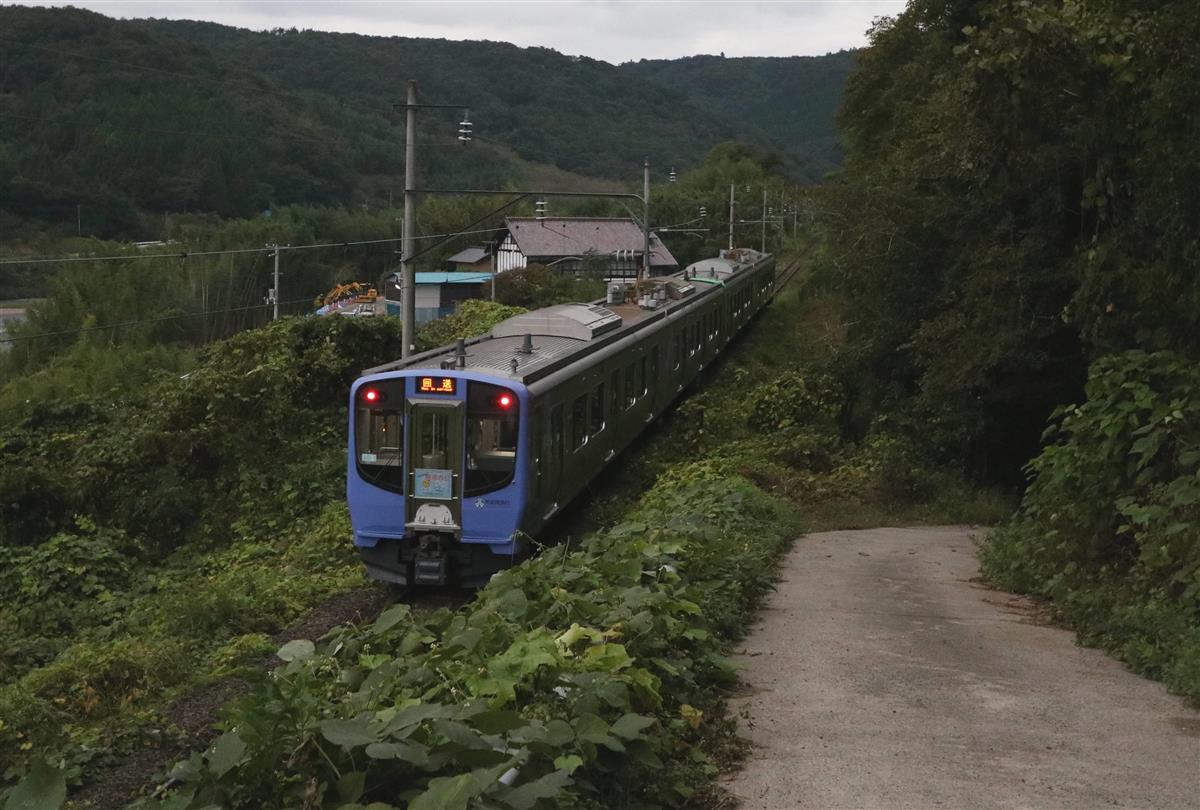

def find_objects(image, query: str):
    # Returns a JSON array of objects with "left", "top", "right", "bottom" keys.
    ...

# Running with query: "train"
[{"left": 347, "top": 248, "right": 776, "bottom": 586}]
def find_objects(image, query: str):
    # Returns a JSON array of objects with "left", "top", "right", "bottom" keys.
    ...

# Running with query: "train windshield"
[
  {"left": 465, "top": 382, "right": 518, "bottom": 496},
  {"left": 355, "top": 379, "right": 405, "bottom": 493}
]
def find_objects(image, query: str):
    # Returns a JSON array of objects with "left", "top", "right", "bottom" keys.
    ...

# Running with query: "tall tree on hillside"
[{"left": 823, "top": 0, "right": 1200, "bottom": 479}]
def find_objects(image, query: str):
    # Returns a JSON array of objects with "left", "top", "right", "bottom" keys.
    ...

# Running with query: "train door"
[
  {"left": 531, "top": 404, "right": 543, "bottom": 503},
  {"left": 406, "top": 399, "right": 464, "bottom": 532},
  {"left": 541, "top": 403, "right": 565, "bottom": 519}
]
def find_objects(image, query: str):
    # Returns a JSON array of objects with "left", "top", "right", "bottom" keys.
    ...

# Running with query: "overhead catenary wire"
[
  {"left": 0, "top": 227, "right": 511, "bottom": 267},
  {"left": 0, "top": 111, "right": 472, "bottom": 151}
]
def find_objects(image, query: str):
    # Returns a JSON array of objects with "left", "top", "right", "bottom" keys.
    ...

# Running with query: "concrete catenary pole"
[
  {"left": 728, "top": 183, "right": 735, "bottom": 250},
  {"left": 401, "top": 79, "right": 418, "bottom": 358},
  {"left": 642, "top": 158, "right": 651, "bottom": 286},
  {"left": 761, "top": 187, "right": 767, "bottom": 253}
]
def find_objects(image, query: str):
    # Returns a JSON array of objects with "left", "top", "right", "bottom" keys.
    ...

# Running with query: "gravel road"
[{"left": 725, "top": 526, "right": 1200, "bottom": 809}]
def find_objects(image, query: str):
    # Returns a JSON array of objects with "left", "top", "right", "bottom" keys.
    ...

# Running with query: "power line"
[
  {"left": 0, "top": 110, "right": 472, "bottom": 151},
  {"left": 0, "top": 227, "right": 511, "bottom": 267},
  {"left": 0, "top": 296, "right": 316, "bottom": 344}
]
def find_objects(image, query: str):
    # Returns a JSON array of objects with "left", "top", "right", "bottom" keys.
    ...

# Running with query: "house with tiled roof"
[{"left": 494, "top": 217, "right": 677, "bottom": 278}]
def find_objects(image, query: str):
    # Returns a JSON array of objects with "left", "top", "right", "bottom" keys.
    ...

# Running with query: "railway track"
[{"left": 773, "top": 256, "right": 804, "bottom": 293}]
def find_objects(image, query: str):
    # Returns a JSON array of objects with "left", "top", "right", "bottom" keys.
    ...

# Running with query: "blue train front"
[{"left": 348, "top": 361, "right": 531, "bottom": 587}]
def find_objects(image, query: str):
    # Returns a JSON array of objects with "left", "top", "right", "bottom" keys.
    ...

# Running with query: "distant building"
[
  {"left": 385, "top": 272, "right": 492, "bottom": 324},
  {"left": 494, "top": 217, "right": 677, "bottom": 277},
  {"left": 446, "top": 246, "right": 493, "bottom": 273}
]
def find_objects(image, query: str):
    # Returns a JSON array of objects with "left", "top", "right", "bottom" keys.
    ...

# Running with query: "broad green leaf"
[
  {"left": 501, "top": 770, "right": 573, "bottom": 810},
  {"left": 408, "top": 769, "right": 488, "bottom": 810},
  {"left": 582, "top": 643, "right": 633, "bottom": 671},
  {"left": 321, "top": 715, "right": 379, "bottom": 748},
  {"left": 4, "top": 761, "right": 66, "bottom": 810},
  {"left": 373, "top": 604, "right": 411, "bottom": 634},
  {"left": 470, "top": 710, "right": 526, "bottom": 735},
  {"left": 382, "top": 702, "right": 455, "bottom": 736},
  {"left": 552, "top": 754, "right": 583, "bottom": 774},
  {"left": 337, "top": 771, "right": 366, "bottom": 803},
  {"left": 610, "top": 713, "right": 655, "bottom": 740},
  {"left": 364, "top": 740, "right": 429, "bottom": 767},
  {"left": 206, "top": 731, "right": 246, "bottom": 778},
  {"left": 276, "top": 639, "right": 316, "bottom": 662}
]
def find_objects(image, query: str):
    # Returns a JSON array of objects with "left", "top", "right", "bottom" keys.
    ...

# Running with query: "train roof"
[{"left": 364, "top": 249, "right": 771, "bottom": 385}]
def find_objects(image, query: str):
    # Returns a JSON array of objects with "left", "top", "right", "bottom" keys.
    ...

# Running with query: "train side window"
[
  {"left": 550, "top": 404, "right": 564, "bottom": 466},
  {"left": 650, "top": 348, "right": 659, "bottom": 393},
  {"left": 590, "top": 383, "right": 605, "bottom": 436},
  {"left": 673, "top": 331, "right": 682, "bottom": 370},
  {"left": 610, "top": 369, "right": 621, "bottom": 417},
  {"left": 639, "top": 356, "right": 647, "bottom": 397},
  {"left": 624, "top": 363, "right": 636, "bottom": 409},
  {"left": 571, "top": 394, "right": 587, "bottom": 451}
]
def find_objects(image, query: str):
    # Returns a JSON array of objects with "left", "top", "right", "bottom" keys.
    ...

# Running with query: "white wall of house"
[{"left": 496, "top": 234, "right": 527, "bottom": 273}]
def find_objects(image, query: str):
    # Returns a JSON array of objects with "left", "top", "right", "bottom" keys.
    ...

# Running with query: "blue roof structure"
[{"left": 408, "top": 272, "right": 492, "bottom": 285}]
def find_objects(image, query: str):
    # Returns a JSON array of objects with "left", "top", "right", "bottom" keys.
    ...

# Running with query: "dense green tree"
[{"left": 821, "top": 0, "right": 1200, "bottom": 480}]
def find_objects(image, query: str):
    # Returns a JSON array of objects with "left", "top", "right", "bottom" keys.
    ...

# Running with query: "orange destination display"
[{"left": 417, "top": 376, "right": 457, "bottom": 395}]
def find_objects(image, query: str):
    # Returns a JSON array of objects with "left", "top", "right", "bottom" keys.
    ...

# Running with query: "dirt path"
[{"left": 725, "top": 526, "right": 1200, "bottom": 809}]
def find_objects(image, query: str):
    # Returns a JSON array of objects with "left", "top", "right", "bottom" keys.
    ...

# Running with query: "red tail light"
[
  {"left": 497, "top": 393, "right": 513, "bottom": 409},
  {"left": 362, "top": 387, "right": 382, "bottom": 404}
]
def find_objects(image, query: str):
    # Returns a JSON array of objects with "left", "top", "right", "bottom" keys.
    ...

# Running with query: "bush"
[
  {"left": 981, "top": 350, "right": 1200, "bottom": 702},
  {"left": 134, "top": 466, "right": 798, "bottom": 809},
  {"left": 493, "top": 264, "right": 606, "bottom": 310},
  {"left": 746, "top": 369, "right": 842, "bottom": 432}
]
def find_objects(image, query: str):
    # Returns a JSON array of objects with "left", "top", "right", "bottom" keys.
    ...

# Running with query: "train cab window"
[
  {"left": 571, "top": 394, "right": 587, "bottom": 451},
  {"left": 465, "top": 382, "right": 519, "bottom": 496},
  {"left": 624, "top": 364, "right": 636, "bottom": 409},
  {"left": 590, "top": 383, "right": 605, "bottom": 436},
  {"left": 355, "top": 380, "right": 405, "bottom": 493}
]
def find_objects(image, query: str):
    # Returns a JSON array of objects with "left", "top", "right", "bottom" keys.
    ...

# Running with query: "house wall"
[{"left": 496, "top": 234, "right": 528, "bottom": 273}]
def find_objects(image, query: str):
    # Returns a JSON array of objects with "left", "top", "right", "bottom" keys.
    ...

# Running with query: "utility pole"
[
  {"left": 266, "top": 243, "right": 281, "bottom": 320},
  {"left": 642, "top": 158, "right": 651, "bottom": 285},
  {"left": 728, "top": 183, "right": 735, "bottom": 250},
  {"left": 761, "top": 187, "right": 767, "bottom": 253},
  {"left": 401, "top": 79, "right": 417, "bottom": 358}
]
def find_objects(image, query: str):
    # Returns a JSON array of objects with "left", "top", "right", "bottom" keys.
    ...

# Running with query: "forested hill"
[
  {"left": 0, "top": 5, "right": 851, "bottom": 241},
  {"left": 620, "top": 52, "right": 857, "bottom": 180}
]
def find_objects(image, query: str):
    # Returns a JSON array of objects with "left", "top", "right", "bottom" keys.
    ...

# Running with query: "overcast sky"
[{"left": 17, "top": 0, "right": 907, "bottom": 63}]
